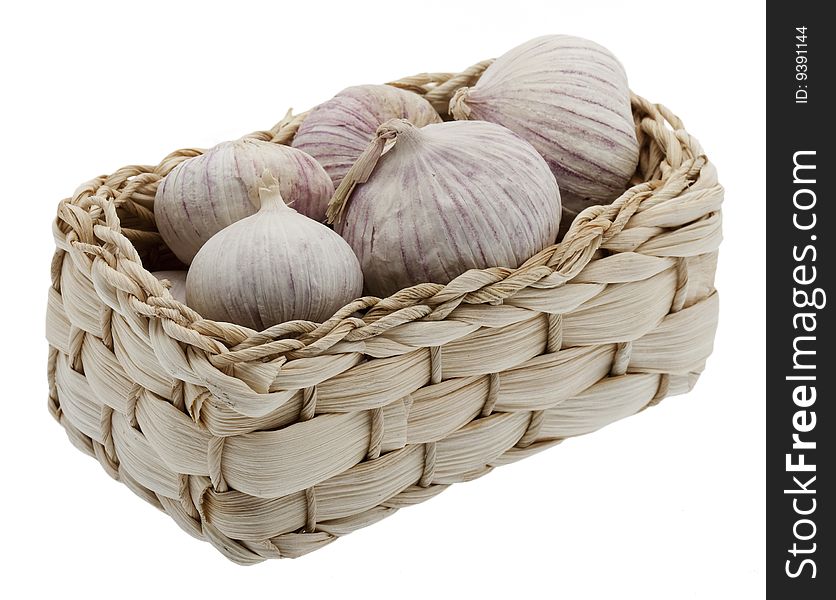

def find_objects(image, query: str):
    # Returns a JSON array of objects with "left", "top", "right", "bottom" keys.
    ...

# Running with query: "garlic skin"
[
  {"left": 155, "top": 138, "right": 334, "bottom": 265},
  {"left": 330, "top": 119, "right": 561, "bottom": 298},
  {"left": 152, "top": 270, "right": 187, "bottom": 304},
  {"left": 186, "top": 172, "right": 363, "bottom": 330},
  {"left": 292, "top": 85, "right": 442, "bottom": 188},
  {"left": 450, "top": 35, "right": 639, "bottom": 211}
]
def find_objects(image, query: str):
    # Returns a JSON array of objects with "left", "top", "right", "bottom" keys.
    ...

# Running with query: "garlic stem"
[
  {"left": 257, "top": 170, "right": 292, "bottom": 212},
  {"left": 449, "top": 87, "right": 472, "bottom": 120},
  {"left": 327, "top": 119, "right": 412, "bottom": 224}
]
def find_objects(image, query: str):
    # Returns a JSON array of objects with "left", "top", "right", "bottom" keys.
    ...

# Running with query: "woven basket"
[{"left": 45, "top": 61, "right": 722, "bottom": 565}]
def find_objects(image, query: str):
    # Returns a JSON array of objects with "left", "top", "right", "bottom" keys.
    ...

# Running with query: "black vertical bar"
[{"left": 767, "top": 4, "right": 832, "bottom": 598}]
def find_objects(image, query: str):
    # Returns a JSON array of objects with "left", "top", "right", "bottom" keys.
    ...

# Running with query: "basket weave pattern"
[{"left": 46, "top": 62, "right": 722, "bottom": 564}]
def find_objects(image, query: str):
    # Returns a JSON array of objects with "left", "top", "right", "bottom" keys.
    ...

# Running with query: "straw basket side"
[{"left": 45, "top": 62, "right": 722, "bottom": 564}]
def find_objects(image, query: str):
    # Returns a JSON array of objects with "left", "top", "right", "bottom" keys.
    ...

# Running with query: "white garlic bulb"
[
  {"left": 187, "top": 171, "right": 363, "bottom": 330},
  {"left": 152, "top": 270, "right": 187, "bottom": 304},
  {"left": 329, "top": 119, "right": 561, "bottom": 298},
  {"left": 450, "top": 35, "right": 639, "bottom": 212},
  {"left": 292, "top": 85, "right": 442, "bottom": 188},
  {"left": 155, "top": 138, "right": 334, "bottom": 264}
]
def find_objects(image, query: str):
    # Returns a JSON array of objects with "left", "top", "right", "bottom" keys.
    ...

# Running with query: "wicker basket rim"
[{"left": 50, "top": 60, "right": 717, "bottom": 366}]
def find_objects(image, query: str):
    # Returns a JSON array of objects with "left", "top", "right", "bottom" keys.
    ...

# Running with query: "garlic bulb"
[
  {"left": 292, "top": 85, "right": 442, "bottom": 188},
  {"left": 152, "top": 270, "right": 187, "bottom": 304},
  {"left": 187, "top": 171, "right": 363, "bottom": 330},
  {"left": 328, "top": 119, "right": 561, "bottom": 298},
  {"left": 450, "top": 35, "right": 639, "bottom": 212},
  {"left": 155, "top": 138, "right": 334, "bottom": 264}
]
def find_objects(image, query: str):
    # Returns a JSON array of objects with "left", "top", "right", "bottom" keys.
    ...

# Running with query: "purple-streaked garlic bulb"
[
  {"left": 187, "top": 171, "right": 363, "bottom": 330},
  {"left": 155, "top": 138, "right": 333, "bottom": 264},
  {"left": 328, "top": 119, "right": 561, "bottom": 298},
  {"left": 152, "top": 270, "right": 187, "bottom": 304},
  {"left": 292, "top": 85, "right": 442, "bottom": 189},
  {"left": 450, "top": 35, "right": 639, "bottom": 218}
]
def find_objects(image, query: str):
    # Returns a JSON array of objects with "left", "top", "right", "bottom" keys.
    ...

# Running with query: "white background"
[{"left": 1, "top": 1, "right": 764, "bottom": 597}]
